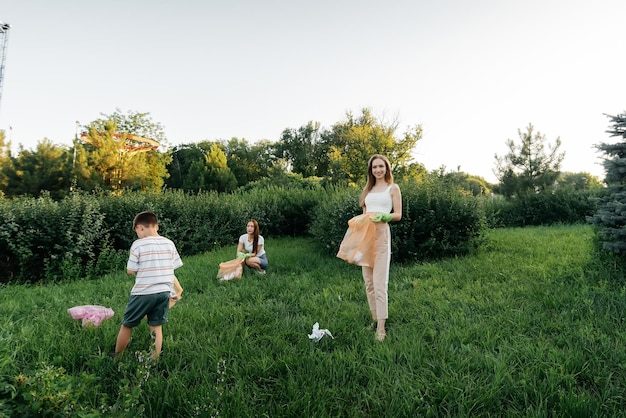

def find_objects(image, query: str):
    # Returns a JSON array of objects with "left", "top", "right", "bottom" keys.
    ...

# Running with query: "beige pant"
[{"left": 361, "top": 222, "right": 391, "bottom": 320}]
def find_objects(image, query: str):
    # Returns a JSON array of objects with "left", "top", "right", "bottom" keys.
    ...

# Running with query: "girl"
[
  {"left": 237, "top": 219, "right": 268, "bottom": 274},
  {"left": 359, "top": 154, "right": 402, "bottom": 341}
]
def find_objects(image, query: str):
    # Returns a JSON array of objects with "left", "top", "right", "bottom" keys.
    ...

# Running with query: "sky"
[{"left": 1, "top": 0, "right": 624, "bottom": 183}]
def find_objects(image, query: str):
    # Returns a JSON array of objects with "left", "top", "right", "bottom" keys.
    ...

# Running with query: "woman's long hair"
[
  {"left": 248, "top": 219, "right": 260, "bottom": 254},
  {"left": 359, "top": 154, "right": 394, "bottom": 208}
]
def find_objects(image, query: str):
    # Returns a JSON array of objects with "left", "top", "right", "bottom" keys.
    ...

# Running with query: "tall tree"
[
  {"left": 0, "top": 130, "right": 12, "bottom": 194},
  {"left": 204, "top": 143, "right": 238, "bottom": 192},
  {"left": 3, "top": 139, "right": 71, "bottom": 199},
  {"left": 494, "top": 124, "right": 565, "bottom": 197},
  {"left": 590, "top": 112, "right": 626, "bottom": 256},
  {"left": 169, "top": 141, "right": 239, "bottom": 192},
  {"left": 321, "top": 108, "right": 422, "bottom": 184},
  {"left": 558, "top": 172, "right": 603, "bottom": 191},
  {"left": 275, "top": 122, "right": 321, "bottom": 178},
  {"left": 434, "top": 167, "right": 492, "bottom": 196},
  {"left": 223, "top": 138, "right": 274, "bottom": 187},
  {"left": 100, "top": 108, "right": 168, "bottom": 146},
  {"left": 166, "top": 142, "right": 209, "bottom": 190},
  {"left": 80, "top": 111, "right": 171, "bottom": 192}
]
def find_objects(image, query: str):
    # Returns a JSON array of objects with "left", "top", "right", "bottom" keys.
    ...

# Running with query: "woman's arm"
[
  {"left": 391, "top": 184, "right": 402, "bottom": 222},
  {"left": 236, "top": 242, "right": 244, "bottom": 255}
]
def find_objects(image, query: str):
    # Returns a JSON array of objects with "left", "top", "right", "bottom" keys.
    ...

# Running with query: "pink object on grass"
[{"left": 68, "top": 305, "right": 115, "bottom": 327}]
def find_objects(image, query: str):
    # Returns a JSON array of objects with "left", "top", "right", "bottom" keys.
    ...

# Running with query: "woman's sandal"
[{"left": 375, "top": 331, "right": 386, "bottom": 342}]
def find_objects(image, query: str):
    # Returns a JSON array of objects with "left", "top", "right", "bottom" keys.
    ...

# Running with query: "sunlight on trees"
[
  {"left": 0, "top": 108, "right": 603, "bottom": 199},
  {"left": 322, "top": 108, "right": 423, "bottom": 185},
  {"left": 591, "top": 112, "right": 626, "bottom": 256},
  {"left": 494, "top": 124, "right": 565, "bottom": 198}
]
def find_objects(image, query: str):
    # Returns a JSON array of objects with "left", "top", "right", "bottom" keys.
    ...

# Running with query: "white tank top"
[{"left": 364, "top": 185, "right": 393, "bottom": 213}]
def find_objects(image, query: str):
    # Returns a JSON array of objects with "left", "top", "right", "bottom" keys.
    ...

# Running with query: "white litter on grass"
[
  {"left": 308, "top": 322, "right": 334, "bottom": 341},
  {"left": 219, "top": 272, "right": 237, "bottom": 281}
]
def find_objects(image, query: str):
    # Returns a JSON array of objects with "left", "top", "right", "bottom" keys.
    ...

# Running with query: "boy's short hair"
[{"left": 133, "top": 211, "right": 158, "bottom": 230}]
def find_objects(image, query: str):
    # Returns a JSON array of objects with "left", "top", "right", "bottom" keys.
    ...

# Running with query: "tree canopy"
[
  {"left": 494, "top": 124, "right": 565, "bottom": 198},
  {"left": 0, "top": 109, "right": 601, "bottom": 200},
  {"left": 590, "top": 112, "right": 626, "bottom": 256}
]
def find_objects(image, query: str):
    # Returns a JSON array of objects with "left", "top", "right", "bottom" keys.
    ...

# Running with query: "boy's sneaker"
[{"left": 256, "top": 269, "right": 266, "bottom": 275}]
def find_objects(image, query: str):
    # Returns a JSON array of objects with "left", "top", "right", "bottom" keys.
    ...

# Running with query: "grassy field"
[{"left": 2, "top": 224, "right": 626, "bottom": 417}]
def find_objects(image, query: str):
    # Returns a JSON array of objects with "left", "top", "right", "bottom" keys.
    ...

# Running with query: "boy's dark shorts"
[{"left": 122, "top": 292, "right": 170, "bottom": 328}]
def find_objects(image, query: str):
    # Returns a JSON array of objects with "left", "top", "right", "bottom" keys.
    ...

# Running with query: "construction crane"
[{"left": 0, "top": 21, "right": 11, "bottom": 114}]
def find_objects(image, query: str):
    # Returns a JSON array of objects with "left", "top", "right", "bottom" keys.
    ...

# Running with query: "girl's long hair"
[
  {"left": 248, "top": 219, "right": 260, "bottom": 254},
  {"left": 359, "top": 154, "right": 394, "bottom": 208}
]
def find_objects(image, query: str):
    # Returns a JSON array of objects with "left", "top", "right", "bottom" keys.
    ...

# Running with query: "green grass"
[{"left": 2, "top": 224, "right": 626, "bottom": 417}]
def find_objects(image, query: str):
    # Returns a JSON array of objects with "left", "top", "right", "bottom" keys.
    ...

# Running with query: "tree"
[
  {"left": 590, "top": 112, "right": 626, "bottom": 256},
  {"left": 494, "top": 124, "right": 565, "bottom": 197},
  {"left": 275, "top": 122, "right": 321, "bottom": 178},
  {"left": 321, "top": 108, "right": 423, "bottom": 184},
  {"left": 557, "top": 172, "right": 603, "bottom": 191},
  {"left": 223, "top": 138, "right": 275, "bottom": 187},
  {"left": 3, "top": 139, "right": 71, "bottom": 199},
  {"left": 203, "top": 143, "right": 238, "bottom": 192},
  {"left": 434, "top": 167, "right": 492, "bottom": 196},
  {"left": 80, "top": 111, "right": 171, "bottom": 193},
  {"left": 0, "top": 130, "right": 12, "bottom": 194},
  {"left": 166, "top": 142, "right": 209, "bottom": 190},
  {"left": 100, "top": 108, "right": 168, "bottom": 147}
]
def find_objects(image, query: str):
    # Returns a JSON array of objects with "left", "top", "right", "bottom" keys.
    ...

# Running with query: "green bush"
[
  {"left": 483, "top": 188, "right": 599, "bottom": 228},
  {"left": 0, "top": 187, "right": 327, "bottom": 284},
  {"left": 97, "top": 190, "right": 249, "bottom": 256},
  {"left": 394, "top": 180, "right": 485, "bottom": 260},
  {"left": 236, "top": 186, "right": 325, "bottom": 237},
  {"left": 308, "top": 186, "right": 363, "bottom": 255},
  {"left": 0, "top": 184, "right": 598, "bottom": 284},
  {"left": 309, "top": 181, "right": 485, "bottom": 262},
  {"left": 0, "top": 193, "right": 109, "bottom": 283}
]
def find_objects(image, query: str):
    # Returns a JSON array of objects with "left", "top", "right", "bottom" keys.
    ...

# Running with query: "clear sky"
[{"left": 1, "top": 0, "right": 624, "bottom": 183}]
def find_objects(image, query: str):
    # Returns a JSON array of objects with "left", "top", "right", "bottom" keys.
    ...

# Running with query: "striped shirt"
[{"left": 127, "top": 235, "right": 183, "bottom": 296}]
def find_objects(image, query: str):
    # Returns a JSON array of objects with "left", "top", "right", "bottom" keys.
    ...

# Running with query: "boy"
[{"left": 115, "top": 211, "right": 183, "bottom": 360}]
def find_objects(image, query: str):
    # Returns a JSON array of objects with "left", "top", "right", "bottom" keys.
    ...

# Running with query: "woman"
[
  {"left": 359, "top": 154, "right": 402, "bottom": 341},
  {"left": 237, "top": 219, "right": 268, "bottom": 275}
]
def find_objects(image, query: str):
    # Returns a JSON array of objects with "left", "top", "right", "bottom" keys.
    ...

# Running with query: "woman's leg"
[
  {"left": 246, "top": 254, "right": 268, "bottom": 273},
  {"left": 372, "top": 223, "right": 391, "bottom": 339},
  {"left": 362, "top": 266, "right": 377, "bottom": 320},
  {"left": 245, "top": 257, "right": 262, "bottom": 270}
]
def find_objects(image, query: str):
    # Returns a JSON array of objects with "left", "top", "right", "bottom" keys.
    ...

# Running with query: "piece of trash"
[
  {"left": 308, "top": 322, "right": 334, "bottom": 341},
  {"left": 68, "top": 305, "right": 115, "bottom": 327}
]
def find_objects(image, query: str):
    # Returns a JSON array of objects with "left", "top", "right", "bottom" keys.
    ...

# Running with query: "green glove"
[
  {"left": 237, "top": 252, "right": 252, "bottom": 260},
  {"left": 371, "top": 213, "right": 393, "bottom": 223}
]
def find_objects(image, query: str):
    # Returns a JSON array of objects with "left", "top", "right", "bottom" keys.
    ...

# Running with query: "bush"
[
  {"left": 235, "top": 186, "right": 325, "bottom": 237},
  {"left": 0, "top": 187, "right": 328, "bottom": 283},
  {"left": 0, "top": 193, "right": 110, "bottom": 283},
  {"left": 308, "top": 186, "right": 363, "bottom": 256},
  {"left": 394, "top": 180, "right": 485, "bottom": 260},
  {"left": 0, "top": 183, "right": 596, "bottom": 283},
  {"left": 483, "top": 188, "right": 599, "bottom": 228},
  {"left": 309, "top": 180, "right": 486, "bottom": 262}
]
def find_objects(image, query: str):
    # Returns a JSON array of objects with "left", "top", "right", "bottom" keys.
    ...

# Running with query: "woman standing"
[
  {"left": 359, "top": 154, "right": 402, "bottom": 341},
  {"left": 237, "top": 219, "right": 268, "bottom": 275}
]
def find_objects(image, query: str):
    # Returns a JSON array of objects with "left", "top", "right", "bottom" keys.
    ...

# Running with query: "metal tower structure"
[{"left": 0, "top": 21, "right": 11, "bottom": 114}]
